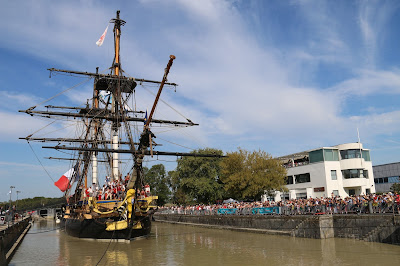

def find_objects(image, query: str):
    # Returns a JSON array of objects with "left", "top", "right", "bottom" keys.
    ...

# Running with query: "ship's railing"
[{"left": 157, "top": 202, "right": 400, "bottom": 216}]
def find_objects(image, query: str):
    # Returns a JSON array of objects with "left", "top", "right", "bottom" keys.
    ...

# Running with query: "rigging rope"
[
  {"left": 27, "top": 120, "right": 57, "bottom": 138},
  {"left": 27, "top": 142, "right": 55, "bottom": 182},
  {"left": 140, "top": 83, "right": 190, "bottom": 122},
  {"left": 155, "top": 135, "right": 194, "bottom": 150},
  {"left": 28, "top": 77, "right": 92, "bottom": 110}
]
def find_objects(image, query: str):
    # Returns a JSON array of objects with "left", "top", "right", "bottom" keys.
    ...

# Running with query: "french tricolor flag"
[{"left": 54, "top": 167, "right": 75, "bottom": 192}]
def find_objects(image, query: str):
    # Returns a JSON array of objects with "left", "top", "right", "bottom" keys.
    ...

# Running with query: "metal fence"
[{"left": 158, "top": 202, "right": 400, "bottom": 216}]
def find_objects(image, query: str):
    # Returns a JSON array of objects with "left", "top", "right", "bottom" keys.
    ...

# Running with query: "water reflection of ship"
[{"left": 20, "top": 10, "right": 222, "bottom": 240}]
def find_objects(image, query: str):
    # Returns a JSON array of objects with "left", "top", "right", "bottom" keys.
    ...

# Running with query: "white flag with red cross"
[{"left": 96, "top": 25, "right": 109, "bottom": 47}]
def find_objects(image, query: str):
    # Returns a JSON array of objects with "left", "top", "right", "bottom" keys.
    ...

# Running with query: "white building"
[{"left": 266, "top": 143, "right": 375, "bottom": 201}]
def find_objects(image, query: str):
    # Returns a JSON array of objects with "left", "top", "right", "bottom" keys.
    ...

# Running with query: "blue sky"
[{"left": 1, "top": 0, "right": 400, "bottom": 202}]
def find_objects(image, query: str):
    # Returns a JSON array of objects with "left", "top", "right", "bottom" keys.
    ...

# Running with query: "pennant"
[
  {"left": 96, "top": 25, "right": 109, "bottom": 47},
  {"left": 144, "top": 110, "right": 148, "bottom": 125},
  {"left": 54, "top": 167, "right": 75, "bottom": 192}
]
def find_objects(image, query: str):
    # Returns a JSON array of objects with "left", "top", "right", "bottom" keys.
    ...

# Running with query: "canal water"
[{"left": 10, "top": 220, "right": 400, "bottom": 265}]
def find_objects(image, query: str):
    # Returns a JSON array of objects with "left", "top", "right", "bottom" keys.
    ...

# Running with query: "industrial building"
[{"left": 373, "top": 162, "right": 400, "bottom": 193}]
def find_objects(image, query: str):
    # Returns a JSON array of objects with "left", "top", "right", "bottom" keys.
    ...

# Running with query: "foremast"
[{"left": 128, "top": 54, "right": 176, "bottom": 190}]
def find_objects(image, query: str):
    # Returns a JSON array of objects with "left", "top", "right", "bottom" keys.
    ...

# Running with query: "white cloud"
[
  {"left": 0, "top": 112, "right": 49, "bottom": 142},
  {"left": 1, "top": 0, "right": 400, "bottom": 159},
  {"left": 358, "top": 1, "right": 400, "bottom": 68},
  {"left": 351, "top": 110, "right": 400, "bottom": 136},
  {"left": 0, "top": 91, "right": 42, "bottom": 110},
  {"left": 331, "top": 69, "right": 400, "bottom": 97}
]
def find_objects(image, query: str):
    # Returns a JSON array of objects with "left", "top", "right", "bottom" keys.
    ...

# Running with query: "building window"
[
  {"left": 331, "top": 170, "right": 337, "bottom": 180},
  {"left": 324, "top": 149, "right": 339, "bottom": 161},
  {"left": 375, "top": 176, "right": 400, "bottom": 184},
  {"left": 342, "top": 169, "right": 367, "bottom": 179},
  {"left": 309, "top": 149, "right": 324, "bottom": 163},
  {"left": 340, "top": 149, "right": 362, "bottom": 159},
  {"left": 286, "top": 176, "right": 294, "bottom": 185},
  {"left": 332, "top": 190, "right": 339, "bottom": 196},
  {"left": 362, "top": 150, "right": 371, "bottom": 161},
  {"left": 296, "top": 193, "right": 307, "bottom": 199},
  {"left": 295, "top": 173, "right": 310, "bottom": 183},
  {"left": 362, "top": 169, "right": 368, "bottom": 179}
]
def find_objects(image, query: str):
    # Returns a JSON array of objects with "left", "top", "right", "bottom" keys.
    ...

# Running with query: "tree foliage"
[
  {"left": 390, "top": 183, "right": 400, "bottom": 194},
  {"left": 143, "top": 164, "right": 171, "bottom": 205},
  {"left": 220, "top": 148, "right": 287, "bottom": 201},
  {"left": 0, "top": 197, "right": 66, "bottom": 212},
  {"left": 170, "top": 148, "right": 224, "bottom": 204}
]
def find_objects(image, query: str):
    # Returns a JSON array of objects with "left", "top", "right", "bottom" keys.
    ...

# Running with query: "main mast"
[
  {"left": 92, "top": 67, "right": 99, "bottom": 187},
  {"left": 111, "top": 11, "right": 125, "bottom": 181}
]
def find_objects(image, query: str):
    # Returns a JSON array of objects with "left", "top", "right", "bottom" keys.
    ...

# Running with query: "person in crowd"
[
  {"left": 145, "top": 184, "right": 150, "bottom": 197},
  {"left": 157, "top": 192, "right": 400, "bottom": 216}
]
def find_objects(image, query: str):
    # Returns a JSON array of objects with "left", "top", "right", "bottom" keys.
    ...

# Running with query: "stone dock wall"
[
  {"left": 0, "top": 217, "right": 32, "bottom": 265},
  {"left": 154, "top": 214, "right": 400, "bottom": 245}
]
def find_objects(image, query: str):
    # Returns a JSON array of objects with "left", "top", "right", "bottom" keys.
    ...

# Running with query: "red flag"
[
  {"left": 96, "top": 25, "right": 109, "bottom": 47},
  {"left": 54, "top": 167, "right": 74, "bottom": 192},
  {"left": 54, "top": 175, "right": 70, "bottom": 192}
]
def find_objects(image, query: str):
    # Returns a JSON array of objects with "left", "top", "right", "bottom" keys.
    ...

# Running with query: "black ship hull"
[{"left": 62, "top": 216, "right": 152, "bottom": 240}]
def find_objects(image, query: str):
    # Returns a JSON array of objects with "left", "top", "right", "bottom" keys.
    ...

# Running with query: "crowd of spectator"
[
  {"left": 71, "top": 174, "right": 151, "bottom": 202},
  {"left": 159, "top": 192, "right": 400, "bottom": 216}
]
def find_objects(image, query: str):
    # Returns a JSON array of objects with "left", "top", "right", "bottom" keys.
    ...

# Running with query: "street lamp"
[
  {"left": 9, "top": 186, "right": 15, "bottom": 211},
  {"left": 9, "top": 186, "right": 15, "bottom": 225}
]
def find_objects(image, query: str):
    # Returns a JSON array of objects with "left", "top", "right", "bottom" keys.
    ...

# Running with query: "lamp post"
[
  {"left": 9, "top": 186, "right": 15, "bottom": 225},
  {"left": 9, "top": 186, "right": 15, "bottom": 211}
]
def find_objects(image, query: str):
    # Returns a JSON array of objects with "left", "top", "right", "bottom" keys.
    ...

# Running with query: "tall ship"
[{"left": 19, "top": 11, "right": 221, "bottom": 240}]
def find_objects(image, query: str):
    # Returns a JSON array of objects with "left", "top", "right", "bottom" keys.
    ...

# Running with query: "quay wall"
[
  {"left": 155, "top": 213, "right": 302, "bottom": 231},
  {"left": 0, "top": 217, "right": 32, "bottom": 265},
  {"left": 334, "top": 215, "right": 400, "bottom": 244},
  {"left": 154, "top": 214, "right": 400, "bottom": 245}
]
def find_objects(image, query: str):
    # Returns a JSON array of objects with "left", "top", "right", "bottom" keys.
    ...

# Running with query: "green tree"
[
  {"left": 143, "top": 164, "right": 171, "bottom": 205},
  {"left": 1, "top": 197, "right": 66, "bottom": 212},
  {"left": 220, "top": 148, "right": 287, "bottom": 201},
  {"left": 171, "top": 148, "right": 224, "bottom": 204},
  {"left": 390, "top": 183, "right": 400, "bottom": 194}
]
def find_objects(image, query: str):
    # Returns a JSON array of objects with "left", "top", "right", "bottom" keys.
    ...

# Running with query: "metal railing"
[{"left": 157, "top": 202, "right": 400, "bottom": 216}]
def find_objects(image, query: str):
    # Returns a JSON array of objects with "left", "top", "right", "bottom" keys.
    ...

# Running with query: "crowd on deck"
[
  {"left": 158, "top": 192, "right": 400, "bottom": 215},
  {"left": 71, "top": 174, "right": 151, "bottom": 202}
]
